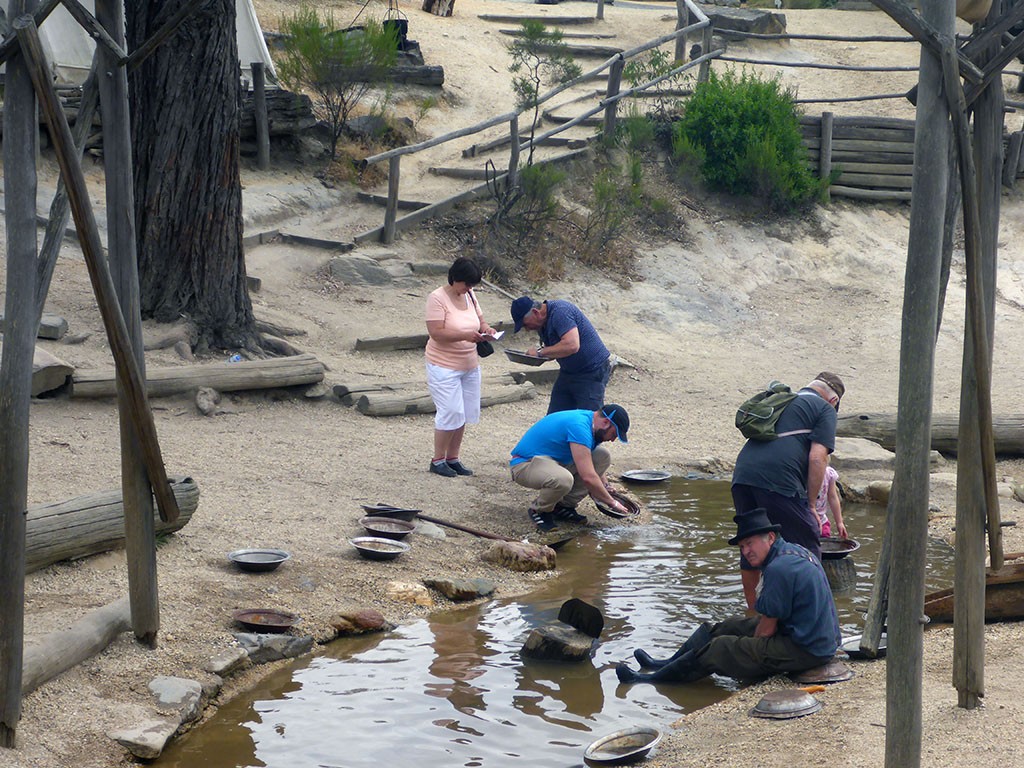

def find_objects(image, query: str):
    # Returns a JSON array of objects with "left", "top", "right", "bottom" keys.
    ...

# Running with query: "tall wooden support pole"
[
  {"left": 252, "top": 61, "right": 270, "bottom": 171},
  {"left": 383, "top": 156, "right": 401, "bottom": 244},
  {"left": 698, "top": 24, "right": 713, "bottom": 83},
  {"left": 0, "top": 0, "right": 38, "bottom": 747},
  {"left": 603, "top": 57, "right": 625, "bottom": 142},
  {"left": 950, "top": 1, "right": 1004, "bottom": 710},
  {"left": 674, "top": 0, "right": 689, "bottom": 63},
  {"left": 884, "top": 1, "right": 952, "bottom": 764},
  {"left": 95, "top": 0, "right": 159, "bottom": 647},
  {"left": 820, "top": 111, "right": 834, "bottom": 199},
  {"left": 507, "top": 115, "right": 520, "bottom": 192},
  {"left": 596, "top": 0, "right": 604, "bottom": 22}
]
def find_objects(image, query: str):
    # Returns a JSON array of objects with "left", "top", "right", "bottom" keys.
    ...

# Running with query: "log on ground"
[
  {"left": 836, "top": 412, "right": 1024, "bottom": 456},
  {"left": 26, "top": 475, "right": 199, "bottom": 573},
  {"left": 22, "top": 596, "right": 130, "bottom": 695},
  {"left": 357, "top": 381, "right": 536, "bottom": 416},
  {"left": 71, "top": 353, "right": 325, "bottom": 398},
  {"left": 334, "top": 373, "right": 517, "bottom": 406}
]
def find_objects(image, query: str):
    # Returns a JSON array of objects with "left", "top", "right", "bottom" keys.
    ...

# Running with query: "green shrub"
[
  {"left": 276, "top": 7, "right": 398, "bottom": 159},
  {"left": 622, "top": 48, "right": 690, "bottom": 122},
  {"left": 674, "top": 69, "right": 822, "bottom": 209}
]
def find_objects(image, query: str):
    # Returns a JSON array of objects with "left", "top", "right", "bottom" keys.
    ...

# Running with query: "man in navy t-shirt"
[
  {"left": 510, "top": 296, "right": 611, "bottom": 413},
  {"left": 615, "top": 508, "right": 841, "bottom": 686},
  {"left": 732, "top": 372, "right": 845, "bottom": 609}
]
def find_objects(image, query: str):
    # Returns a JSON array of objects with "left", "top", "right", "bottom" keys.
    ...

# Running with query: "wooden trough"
[{"left": 924, "top": 562, "right": 1024, "bottom": 623}]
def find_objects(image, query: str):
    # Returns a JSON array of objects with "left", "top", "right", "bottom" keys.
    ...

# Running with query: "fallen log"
[
  {"left": 71, "top": 353, "right": 325, "bottom": 398},
  {"left": 27, "top": 475, "right": 199, "bottom": 574},
  {"left": 22, "top": 596, "right": 130, "bottom": 695},
  {"left": 356, "top": 380, "right": 535, "bottom": 416},
  {"left": 334, "top": 373, "right": 517, "bottom": 406},
  {"left": 355, "top": 321, "right": 515, "bottom": 352},
  {"left": 836, "top": 412, "right": 1024, "bottom": 456}
]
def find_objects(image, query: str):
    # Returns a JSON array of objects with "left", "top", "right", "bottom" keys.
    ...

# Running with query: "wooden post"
[
  {"left": 603, "top": 57, "right": 625, "bottom": 142},
  {"left": 820, "top": 110, "right": 834, "bottom": 200},
  {"left": 1002, "top": 131, "right": 1022, "bottom": 188},
  {"left": 596, "top": 0, "right": 604, "bottom": 22},
  {"left": 674, "top": 0, "right": 689, "bottom": 63},
  {"left": 95, "top": 0, "right": 160, "bottom": 648},
  {"left": 698, "top": 23, "right": 713, "bottom": 83},
  {"left": 0, "top": 0, "right": 38, "bottom": 746},
  {"left": 507, "top": 115, "right": 520, "bottom": 192},
  {"left": 383, "top": 155, "right": 401, "bottom": 244},
  {"left": 252, "top": 61, "right": 270, "bottom": 171},
  {"left": 14, "top": 16, "right": 181, "bottom": 526},
  {"left": 883, "top": 0, "right": 953, "bottom": 763}
]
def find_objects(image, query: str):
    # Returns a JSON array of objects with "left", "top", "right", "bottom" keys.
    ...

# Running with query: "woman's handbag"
[{"left": 476, "top": 340, "right": 495, "bottom": 357}]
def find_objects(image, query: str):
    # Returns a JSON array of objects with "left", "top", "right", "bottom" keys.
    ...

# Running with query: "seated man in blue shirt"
[
  {"left": 510, "top": 405, "right": 630, "bottom": 531},
  {"left": 510, "top": 296, "right": 612, "bottom": 414},
  {"left": 615, "top": 507, "right": 840, "bottom": 684}
]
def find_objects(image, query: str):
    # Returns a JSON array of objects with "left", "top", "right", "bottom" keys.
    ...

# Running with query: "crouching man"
[{"left": 616, "top": 507, "right": 840, "bottom": 685}]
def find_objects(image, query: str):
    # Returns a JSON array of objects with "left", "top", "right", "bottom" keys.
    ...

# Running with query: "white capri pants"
[{"left": 426, "top": 362, "right": 482, "bottom": 430}]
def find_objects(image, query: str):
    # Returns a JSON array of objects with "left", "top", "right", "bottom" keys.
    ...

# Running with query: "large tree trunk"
[{"left": 126, "top": 0, "right": 257, "bottom": 352}]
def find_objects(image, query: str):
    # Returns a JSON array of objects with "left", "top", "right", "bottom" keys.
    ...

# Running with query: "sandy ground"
[{"left": 3, "top": 2, "right": 1024, "bottom": 766}]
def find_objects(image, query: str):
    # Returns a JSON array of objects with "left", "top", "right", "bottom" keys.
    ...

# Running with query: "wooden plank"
[
  {"left": 829, "top": 185, "right": 912, "bottom": 201},
  {"left": 356, "top": 191, "right": 428, "bottom": 210},
  {"left": 277, "top": 232, "right": 354, "bottom": 252},
  {"left": 428, "top": 166, "right": 495, "bottom": 180},
  {"left": 831, "top": 161, "right": 915, "bottom": 175},
  {"left": 25, "top": 476, "right": 198, "bottom": 574},
  {"left": 800, "top": 114, "right": 915, "bottom": 130},
  {"left": 71, "top": 353, "right": 326, "bottom": 398},
  {"left": 830, "top": 149, "right": 918, "bottom": 164},
  {"left": 462, "top": 133, "right": 589, "bottom": 158},
  {"left": 801, "top": 124, "right": 916, "bottom": 143},
  {"left": 476, "top": 14, "right": 597, "bottom": 24},
  {"left": 834, "top": 172, "right": 914, "bottom": 189},
  {"left": 356, "top": 380, "right": 536, "bottom": 416},
  {"left": 1003, "top": 131, "right": 1023, "bottom": 188}
]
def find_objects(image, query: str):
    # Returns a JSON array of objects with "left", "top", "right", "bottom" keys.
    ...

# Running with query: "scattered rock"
[
  {"left": 330, "top": 608, "right": 394, "bottom": 636},
  {"left": 481, "top": 540, "right": 556, "bottom": 572},
  {"left": 195, "top": 387, "right": 221, "bottom": 416},
  {"left": 832, "top": 437, "right": 895, "bottom": 472},
  {"left": 108, "top": 719, "right": 179, "bottom": 760},
  {"left": 386, "top": 581, "right": 434, "bottom": 606},
  {"left": 233, "top": 633, "right": 314, "bottom": 664},
  {"left": 867, "top": 480, "right": 892, "bottom": 504},
  {"left": 148, "top": 676, "right": 202, "bottom": 723},
  {"left": 173, "top": 340, "right": 194, "bottom": 361},
  {"left": 60, "top": 330, "right": 92, "bottom": 345},
  {"left": 423, "top": 577, "right": 496, "bottom": 601},
  {"left": 520, "top": 624, "right": 595, "bottom": 662},
  {"left": 328, "top": 254, "right": 394, "bottom": 286},
  {"left": 205, "top": 648, "right": 249, "bottom": 676},
  {"left": 412, "top": 519, "right": 448, "bottom": 539}
]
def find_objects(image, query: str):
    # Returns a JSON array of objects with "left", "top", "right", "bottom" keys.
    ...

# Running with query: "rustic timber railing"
[{"left": 359, "top": 0, "right": 719, "bottom": 245}]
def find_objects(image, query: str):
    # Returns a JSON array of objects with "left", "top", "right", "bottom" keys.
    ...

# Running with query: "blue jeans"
[{"left": 547, "top": 359, "right": 612, "bottom": 414}]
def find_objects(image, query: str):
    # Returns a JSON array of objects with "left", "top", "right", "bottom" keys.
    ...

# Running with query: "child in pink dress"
[{"left": 814, "top": 461, "right": 847, "bottom": 539}]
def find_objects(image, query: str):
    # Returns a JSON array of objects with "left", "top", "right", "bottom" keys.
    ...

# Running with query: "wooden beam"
[
  {"left": 56, "top": 0, "right": 126, "bottom": 63},
  {"left": 868, "top": 0, "right": 982, "bottom": 83},
  {"left": 21, "top": 597, "right": 130, "bottom": 695},
  {"left": 72, "top": 353, "right": 326, "bottom": 398},
  {"left": 14, "top": 15, "right": 180, "bottom": 524},
  {"left": 0, "top": 0, "right": 59, "bottom": 68}
]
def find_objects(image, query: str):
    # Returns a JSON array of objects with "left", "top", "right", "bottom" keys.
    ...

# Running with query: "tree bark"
[{"left": 126, "top": 0, "right": 257, "bottom": 352}]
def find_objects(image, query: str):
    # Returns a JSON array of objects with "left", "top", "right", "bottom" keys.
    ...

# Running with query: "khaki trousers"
[{"left": 510, "top": 446, "right": 611, "bottom": 512}]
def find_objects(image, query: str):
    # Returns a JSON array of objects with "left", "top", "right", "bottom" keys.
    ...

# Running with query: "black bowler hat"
[{"left": 728, "top": 508, "right": 782, "bottom": 546}]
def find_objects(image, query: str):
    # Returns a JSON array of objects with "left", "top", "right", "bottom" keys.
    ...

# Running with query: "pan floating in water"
[
  {"left": 619, "top": 469, "right": 671, "bottom": 484},
  {"left": 750, "top": 688, "right": 822, "bottom": 720}
]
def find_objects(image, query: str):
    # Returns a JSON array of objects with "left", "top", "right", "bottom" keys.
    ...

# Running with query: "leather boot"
[
  {"left": 633, "top": 623, "right": 713, "bottom": 669},
  {"left": 616, "top": 650, "right": 704, "bottom": 685}
]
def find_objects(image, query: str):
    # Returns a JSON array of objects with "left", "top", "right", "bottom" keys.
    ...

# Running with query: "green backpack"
[{"left": 735, "top": 381, "right": 811, "bottom": 441}]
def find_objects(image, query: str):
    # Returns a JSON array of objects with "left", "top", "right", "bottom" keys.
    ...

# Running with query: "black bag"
[{"left": 476, "top": 340, "right": 495, "bottom": 357}]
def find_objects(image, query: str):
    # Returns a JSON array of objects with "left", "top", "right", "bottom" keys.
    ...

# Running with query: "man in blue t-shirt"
[
  {"left": 615, "top": 508, "right": 840, "bottom": 686},
  {"left": 510, "top": 296, "right": 611, "bottom": 414},
  {"left": 732, "top": 371, "right": 845, "bottom": 609},
  {"left": 510, "top": 405, "right": 630, "bottom": 531}
]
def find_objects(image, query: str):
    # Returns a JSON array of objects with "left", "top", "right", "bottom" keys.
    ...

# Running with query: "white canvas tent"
[{"left": 1, "top": 0, "right": 277, "bottom": 87}]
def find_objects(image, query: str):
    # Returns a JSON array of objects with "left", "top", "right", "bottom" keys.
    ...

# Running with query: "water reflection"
[{"left": 153, "top": 479, "right": 954, "bottom": 768}]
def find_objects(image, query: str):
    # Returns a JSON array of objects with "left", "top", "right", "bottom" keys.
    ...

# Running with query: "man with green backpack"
[{"left": 731, "top": 372, "right": 846, "bottom": 610}]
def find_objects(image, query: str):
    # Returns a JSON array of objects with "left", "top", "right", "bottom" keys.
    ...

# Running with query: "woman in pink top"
[{"left": 424, "top": 257, "right": 497, "bottom": 477}]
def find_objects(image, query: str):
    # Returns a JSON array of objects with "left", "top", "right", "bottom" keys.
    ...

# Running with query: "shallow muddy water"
[{"left": 154, "top": 478, "right": 955, "bottom": 768}]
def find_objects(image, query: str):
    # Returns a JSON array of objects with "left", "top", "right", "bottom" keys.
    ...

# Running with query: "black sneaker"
[
  {"left": 528, "top": 508, "right": 557, "bottom": 532},
  {"left": 446, "top": 459, "right": 474, "bottom": 476},
  {"left": 429, "top": 461, "right": 457, "bottom": 478},
  {"left": 553, "top": 505, "right": 588, "bottom": 525}
]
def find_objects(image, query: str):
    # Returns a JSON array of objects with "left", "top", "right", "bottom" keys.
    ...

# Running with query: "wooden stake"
[{"left": 253, "top": 61, "right": 270, "bottom": 171}]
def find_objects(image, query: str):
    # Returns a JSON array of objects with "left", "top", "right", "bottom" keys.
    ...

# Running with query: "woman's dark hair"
[{"left": 448, "top": 257, "right": 482, "bottom": 287}]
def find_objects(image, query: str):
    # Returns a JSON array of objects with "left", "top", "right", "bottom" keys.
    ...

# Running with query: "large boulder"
[
  {"left": 701, "top": 7, "right": 786, "bottom": 39},
  {"left": 481, "top": 540, "right": 556, "bottom": 572},
  {"left": 521, "top": 625, "right": 595, "bottom": 662}
]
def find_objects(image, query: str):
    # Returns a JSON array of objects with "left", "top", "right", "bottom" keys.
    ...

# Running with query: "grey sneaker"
[
  {"left": 429, "top": 460, "right": 457, "bottom": 478},
  {"left": 446, "top": 459, "right": 473, "bottom": 476},
  {"left": 528, "top": 507, "right": 557, "bottom": 532}
]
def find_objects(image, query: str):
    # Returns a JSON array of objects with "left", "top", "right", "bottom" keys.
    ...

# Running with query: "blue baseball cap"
[{"left": 511, "top": 296, "right": 534, "bottom": 333}]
